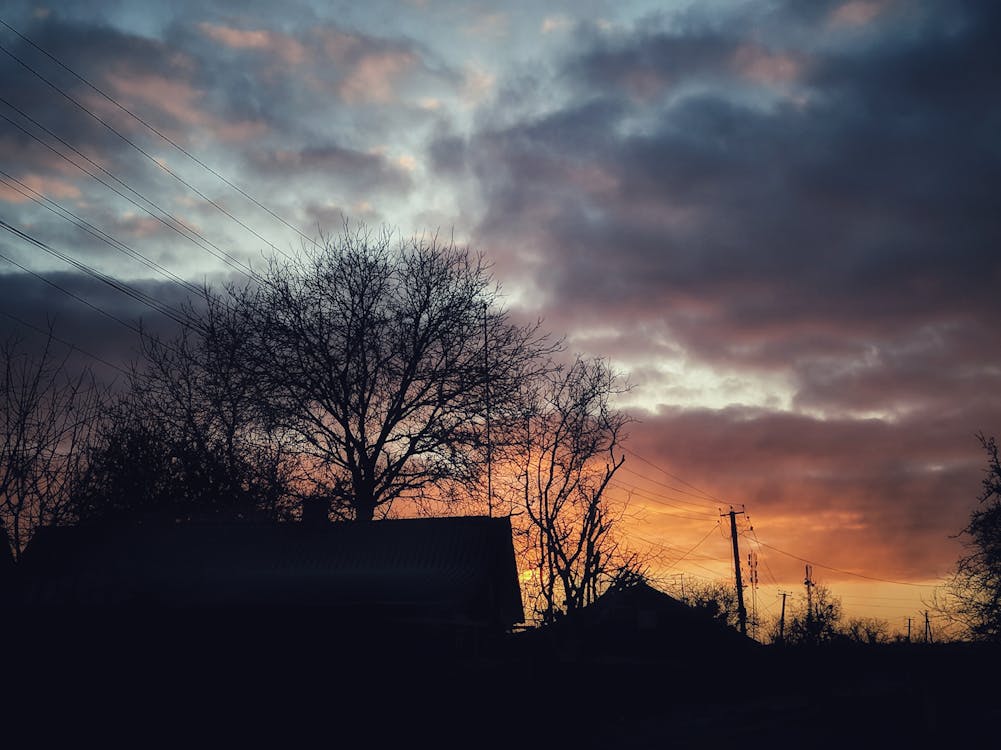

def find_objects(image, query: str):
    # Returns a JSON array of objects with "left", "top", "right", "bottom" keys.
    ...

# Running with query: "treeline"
[{"left": 679, "top": 579, "right": 923, "bottom": 646}]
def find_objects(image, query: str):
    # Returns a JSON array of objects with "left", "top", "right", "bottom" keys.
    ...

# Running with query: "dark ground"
[{"left": 4, "top": 613, "right": 999, "bottom": 748}]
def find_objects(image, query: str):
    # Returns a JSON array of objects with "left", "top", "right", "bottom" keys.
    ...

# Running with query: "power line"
[
  {"left": 617, "top": 466, "right": 723, "bottom": 510},
  {"left": 631, "top": 534, "right": 732, "bottom": 565},
  {"left": 609, "top": 474, "right": 712, "bottom": 505},
  {"left": 0, "top": 165, "right": 205, "bottom": 298},
  {"left": 609, "top": 481, "right": 720, "bottom": 520},
  {"left": 0, "top": 104, "right": 260, "bottom": 282},
  {"left": 740, "top": 532, "right": 943, "bottom": 588},
  {"left": 0, "top": 16, "right": 318, "bottom": 251},
  {"left": 0, "top": 218, "right": 195, "bottom": 331},
  {"left": 622, "top": 447, "right": 724, "bottom": 503},
  {"left": 0, "top": 247, "right": 142, "bottom": 335},
  {"left": 0, "top": 309, "right": 130, "bottom": 377},
  {"left": 0, "top": 37, "right": 295, "bottom": 264},
  {"left": 664, "top": 522, "right": 723, "bottom": 572}
]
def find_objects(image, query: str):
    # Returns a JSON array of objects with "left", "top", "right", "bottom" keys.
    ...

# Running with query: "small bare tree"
[
  {"left": 0, "top": 332, "right": 103, "bottom": 558},
  {"left": 71, "top": 310, "right": 293, "bottom": 524},
  {"left": 840, "top": 616, "right": 890, "bottom": 645},
  {"left": 681, "top": 580, "right": 742, "bottom": 631},
  {"left": 783, "top": 585, "right": 843, "bottom": 646},
  {"left": 515, "top": 356, "right": 634, "bottom": 624}
]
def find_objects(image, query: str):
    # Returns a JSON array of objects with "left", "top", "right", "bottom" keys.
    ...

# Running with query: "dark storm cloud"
[
  {"left": 438, "top": 0, "right": 1001, "bottom": 415},
  {"left": 0, "top": 270, "right": 199, "bottom": 382},
  {"left": 246, "top": 144, "right": 413, "bottom": 194}
]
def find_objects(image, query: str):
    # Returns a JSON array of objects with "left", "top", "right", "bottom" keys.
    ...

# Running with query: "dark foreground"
[{"left": 4, "top": 611, "right": 999, "bottom": 748}]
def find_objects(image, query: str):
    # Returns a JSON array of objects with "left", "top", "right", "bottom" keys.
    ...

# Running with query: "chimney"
[{"left": 301, "top": 497, "right": 330, "bottom": 525}]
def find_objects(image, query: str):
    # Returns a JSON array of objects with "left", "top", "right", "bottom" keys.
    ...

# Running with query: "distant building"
[{"left": 518, "top": 579, "right": 755, "bottom": 664}]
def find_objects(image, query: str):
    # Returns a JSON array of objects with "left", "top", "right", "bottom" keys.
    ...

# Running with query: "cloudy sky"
[{"left": 2, "top": 0, "right": 999, "bottom": 626}]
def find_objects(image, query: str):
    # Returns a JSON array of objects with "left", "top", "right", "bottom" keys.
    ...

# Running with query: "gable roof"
[
  {"left": 520, "top": 581, "right": 754, "bottom": 661},
  {"left": 11, "top": 515, "right": 524, "bottom": 628}
]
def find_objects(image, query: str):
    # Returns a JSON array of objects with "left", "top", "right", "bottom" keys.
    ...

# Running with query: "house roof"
[
  {"left": 11, "top": 515, "right": 524, "bottom": 627},
  {"left": 520, "top": 581, "right": 754, "bottom": 660}
]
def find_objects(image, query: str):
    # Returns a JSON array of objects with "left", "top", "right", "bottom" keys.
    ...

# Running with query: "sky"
[{"left": 1, "top": 0, "right": 999, "bottom": 629}]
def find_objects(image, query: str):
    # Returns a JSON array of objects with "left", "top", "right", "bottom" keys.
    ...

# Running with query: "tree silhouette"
[
  {"left": 680, "top": 580, "right": 742, "bottom": 631},
  {"left": 0, "top": 331, "right": 103, "bottom": 557},
  {"left": 191, "top": 229, "right": 550, "bottom": 522},
  {"left": 937, "top": 432, "right": 1001, "bottom": 641},
  {"left": 70, "top": 311, "right": 292, "bottom": 525},
  {"left": 839, "top": 616, "right": 891, "bottom": 645},
  {"left": 513, "top": 356, "right": 636, "bottom": 623},
  {"left": 782, "top": 584, "right": 843, "bottom": 646}
]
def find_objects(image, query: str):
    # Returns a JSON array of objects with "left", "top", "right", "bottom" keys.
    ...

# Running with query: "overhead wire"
[
  {"left": 0, "top": 246, "right": 143, "bottom": 335},
  {"left": 0, "top": 37, "right": 296, "bottom": 264},
  {"left": 0, "top": 218, "right": 197, "bottom": 332},
  {"left": 740, "top": 532, "right": 943, "bottom": 588},
  {"left": 609, "top": 481, "right": 720, "bottom": 521},
  {"left": 0, "top": 309, "right": 130, "bottom": 377},
  {"left": 663, "top": 521, "right": 724, "bottom": 572},
  {"left": 0, "top": 16, "right": 318, "bottom": 251},
  {"left": 620, "top": 464, "right": 724, "bottom": 506},
  {"left": 0, "top": 105, "right": 261, "bottom": 282},
  {"left": 0, "top": 165, "right": 205, "bottom": 298},
  {"left": 617, "top": 466, "right": 723, "bottom": 511},
  {"left": 622, "top": 446, "right": 723, "bottom": 503}
]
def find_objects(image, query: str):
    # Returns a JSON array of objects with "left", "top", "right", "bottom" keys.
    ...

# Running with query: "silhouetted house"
[
  {"left": 10, "top": 515, "right": 523, "bottom": 655},
  {"left": 519, "top": 580, "right": 755, "bottom": 666}
]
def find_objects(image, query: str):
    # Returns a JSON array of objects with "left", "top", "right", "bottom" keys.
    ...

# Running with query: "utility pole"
[
  {"left": 804, "top": 564, "right": 815, "bottom": 639},
  {"left": 722, "top": 506, "right": 748, "bottom": 637},
  {"left": 671, "top": 573, "right": 686, "bottom": 600},
  {"left": 924, "top": 611, "right": 932, "bottom": 643},
  {"left": 483, "top": 302, "right": 492, "bottom": 517},
  {"left": 778, "top": 591, "right": 789, "bottom": 645},
  {"left": 747, "top": 551, "right": 759, "bottom": 640},
  {"left": 907, "top": 617, "right": 912, "bottom": 643}
]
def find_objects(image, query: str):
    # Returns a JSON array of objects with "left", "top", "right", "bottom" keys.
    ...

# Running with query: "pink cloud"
[
  {"left": 313, "top": 28, "right": 420, "bottom": 104},
  {"left": 198, "top": 22, "right": 306, "bottom": 65},
  {"left": 0, "top": 173, "right": 80, "bottom": 204},
  {"left": 105, "top": 71, "right": 267, "bottom": 142},
  {"left": 338, "top": 51, "right": 418, "bottom": 104},
  {"left": 732, "top": 44, "right": 802, "bottom": 84},
  {"left": 829, "top": 0, "right": 892, "bottom": 28}
]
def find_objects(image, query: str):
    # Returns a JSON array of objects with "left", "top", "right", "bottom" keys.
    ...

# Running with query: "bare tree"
[
  {"left": 934, "top": 432, "right": 1001, "bottom": 641},
  {"left": 681, "top": 580, "right": 742, "bottom": 631},
  {"left": 0, "top": 332, "right": 103, "bottom": 558},
  {"left": 840, "top": 616, "right": 891, "bottom": 645},
  {"left": 783, "top": 584, "right": 843, "bottom": 646},
  {"left": 514, "top": 356, "right": 635, "bottom": 624},
  {"left": 70, "top": 312, "right": 293, "bottom": 525},
  {"left": 197, "top": 229, "right": 550, "bottom": 522}
]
